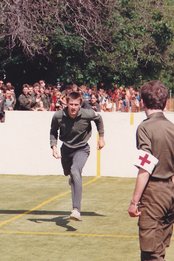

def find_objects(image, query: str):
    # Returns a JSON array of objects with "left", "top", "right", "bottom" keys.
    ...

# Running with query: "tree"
[
  {"left": 0, "top": 0, "right": 115, "bottom": 56},
  {"left": 0, "top": 0, "right": 174, "bottom": 88},
  {"left": 93, "top": 0, "right": 173, "bottom": 86}
]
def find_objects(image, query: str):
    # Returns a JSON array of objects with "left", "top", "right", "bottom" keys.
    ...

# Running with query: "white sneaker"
[{"left": 70, "top": 209, "right": 82, "bottom": 221}]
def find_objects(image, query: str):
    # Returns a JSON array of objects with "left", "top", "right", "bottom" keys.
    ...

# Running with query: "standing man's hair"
[{"left": 141, "top": 80, "right": 168, "bottom": 110}]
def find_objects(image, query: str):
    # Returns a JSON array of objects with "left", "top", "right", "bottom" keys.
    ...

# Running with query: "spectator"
[
  {"left": 32, "top": 82, "right": 44, "bottom": 111},
  {"left": 130, "top": 89, "right": 141, "bottom": 112},
  {"left": 9, "top": 80, "right": 145, "bottom": 112},
  {"left": 50, "top": 87, "right": 63, "bottom": 111},
  {"left": 88, "top": 93, "right": 101, "bottom": 112},
  {"left": 111, "top": 87, "right": 119, "bottom": 111},
  {"left": 118, "top": 87, "right": 129, "bottom": 112},
  {"left": 0, "top": 80, "right": 6, "bottom": 97},
  {"left": 0, "top": 87, "right": 5, "bottom": 122},
  {"left": 80, "top": 85, "right": 90, "bottom": 102},
  {"left": 39, "top": 79, "right": 46, "bottom": 89},
  {"left": 18, "top": 84, "right": 33, "bottom": 110},
  {"left": 28, "top": 85, "right": 37, "bottom": 109},
  {"left": 39, "top": 86, "right": 51, "bottom": 111},
  {"left": 103, "top": 97, "right": 114, "bottom": 112},
  {"left": 0, "top": 80, "right": 4, "bottom": 91},
  {"left": 43, "top": 87, "right": 52, "bottom": 110},
  {"left": 9, "top": 86, "right": 17, "bottom": 109},
  {"left": 4, "top": 89, "right": 15, "bottom": 111}
]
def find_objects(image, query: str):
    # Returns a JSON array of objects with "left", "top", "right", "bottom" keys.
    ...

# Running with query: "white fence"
[{"left": 1, "top": 111, "right": 174, "bottom": 177}]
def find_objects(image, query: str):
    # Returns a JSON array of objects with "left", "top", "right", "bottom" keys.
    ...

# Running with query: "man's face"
[
  {"left": 5, "top": 90, "right": 12, "bottom": 98},
  {"left": 28, "top": 87, "right": 33, "bottom": 94},
  {"left": 67, "top": 98, "right": 81, "bottom": 118},
  {"left": 91, "top": 95, "right": 97, "bottom": 104},
  {"left": 23, "top": 87, "right": 28, "bottom": 95}
]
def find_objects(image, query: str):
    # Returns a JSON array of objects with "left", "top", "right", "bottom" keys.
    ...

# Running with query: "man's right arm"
[
  {"left": 50, "top": 112, "right": 61, "bottom": 159},
  {"left": 128, "top": 168, "right": 150, "bottom": 217},
  {"left": 51, "top": 145, "right": 61, "bottom": 159}
]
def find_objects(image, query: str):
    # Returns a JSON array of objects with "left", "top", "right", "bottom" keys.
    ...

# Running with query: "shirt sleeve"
[
  {"left": 50, "top": 112, "right": 60, "bottom": 148},
  {"left": 92, "top": 111, "right": 104, "bottom": 137},
  {"left": 136, "top": 125, "right": 151, "bottom": 153},
  {"left": 135, "top": 125, "right": 158, "bottom": 174}
]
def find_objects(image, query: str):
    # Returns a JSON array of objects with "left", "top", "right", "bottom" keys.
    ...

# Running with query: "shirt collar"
[{"left": 147, "top": 111, "right": 164, "bottom": 119}]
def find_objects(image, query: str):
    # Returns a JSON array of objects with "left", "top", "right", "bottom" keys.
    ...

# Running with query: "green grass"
[{"left": 0, "top": 175, "right": 173, "bottom": 261}]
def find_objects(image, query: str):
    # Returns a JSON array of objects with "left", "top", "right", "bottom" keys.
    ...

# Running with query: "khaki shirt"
[{"left": 136, "top": 112, "right": 174, "bottom": 179}]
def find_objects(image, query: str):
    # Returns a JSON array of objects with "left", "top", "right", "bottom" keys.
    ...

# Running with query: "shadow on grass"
[
  {"left": 0, "top": 210, "right": 104, "bottom": 217},
  {"left": 28, "top": 211, "right": 105, "bottom": 232},
  {"left": 0, "top": 210, "right": 105, "bottom": 232},
  {"left": 29, "top": 216, "right": 78, "bottom": 232}
]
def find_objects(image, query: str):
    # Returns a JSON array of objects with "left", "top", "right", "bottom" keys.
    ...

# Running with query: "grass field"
[{"left": 0, "top": 175, "right": 173, "bottom": 261}]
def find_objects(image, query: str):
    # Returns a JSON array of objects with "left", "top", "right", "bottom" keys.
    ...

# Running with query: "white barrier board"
[{"left": 0, "top": 111, "right": 173, "bottom": 177}]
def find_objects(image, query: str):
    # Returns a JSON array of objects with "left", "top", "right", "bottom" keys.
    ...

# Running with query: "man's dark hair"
[
  {"left": 66, "top": 91, "right": 83, "bottom": 104},
  {"left": 141, "top": 80, "right": 168, "bottom": 110}
]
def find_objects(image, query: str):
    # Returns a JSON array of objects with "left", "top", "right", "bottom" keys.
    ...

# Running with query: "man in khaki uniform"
[{"left": 128, "top": 80, "right": 174, "bottom": 260}]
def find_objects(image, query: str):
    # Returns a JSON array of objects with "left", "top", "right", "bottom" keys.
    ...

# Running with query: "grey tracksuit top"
[{"left": 50, "top": 108, "right": 104, "bottom": 149}]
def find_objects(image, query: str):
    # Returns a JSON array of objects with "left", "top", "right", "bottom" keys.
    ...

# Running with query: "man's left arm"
[
  {"left": 93, "top": 112, "right": 105, "bottom": 150},
  {"left": 97, "top": 135, "right": 105, "bottom": 150}
]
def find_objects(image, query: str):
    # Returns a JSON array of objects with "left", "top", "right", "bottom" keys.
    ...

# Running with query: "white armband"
[{"left": 134, "top": 150, "right": 159, "bottom": 174}]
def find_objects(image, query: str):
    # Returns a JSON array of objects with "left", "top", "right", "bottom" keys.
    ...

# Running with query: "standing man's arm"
[
  {"left": 128, "top": 168, "right": 150, "bottom": 217},
  {"left": 50, "top": 113, "right": 61, "bottom": 159},
  {"left": 128, "top": 126, "right": 158, "bottom": 218}
]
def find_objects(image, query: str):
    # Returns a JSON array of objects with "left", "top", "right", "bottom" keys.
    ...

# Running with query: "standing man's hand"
[
  {"left": 52, "top": 146, "right": 61, "bottom": 159},
  {"left": 97, "top": 136, "right": 105, "bottom": 150},
  {"left": 128, "top": 201, "right": 141, "bottom": 217}
]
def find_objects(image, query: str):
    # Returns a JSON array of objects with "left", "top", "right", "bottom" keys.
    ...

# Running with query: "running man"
[{"left": 50, "top": 91, "right": 105, "bottom": 221}]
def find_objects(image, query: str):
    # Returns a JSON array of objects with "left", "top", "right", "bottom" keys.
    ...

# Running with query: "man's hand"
[
  {"left": 97, "top": 136, "right": 105, "bottom": 150},
  {"left": 128, "top": 202, "right": 141, "bottom": 217},
  {"left": 52, "top": 146, "right": 61, "bottom": 159}
]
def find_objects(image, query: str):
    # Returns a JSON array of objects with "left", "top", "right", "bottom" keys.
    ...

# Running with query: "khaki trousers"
[{"left": 138, "top": 178, "right": 174, "bottom": 261}]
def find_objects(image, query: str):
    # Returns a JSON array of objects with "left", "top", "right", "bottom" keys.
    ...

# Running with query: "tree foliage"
[
  {"left": 0, "top": 0, "right": 174, "bottom": 88},
  {"left": 0, "top": 0, "right": 114, "bottom": 55}
]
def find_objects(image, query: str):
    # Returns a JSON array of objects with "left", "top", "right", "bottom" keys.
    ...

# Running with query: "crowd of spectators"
[{"left": 0, "top": 79, "right": 142, "bottom": 122}]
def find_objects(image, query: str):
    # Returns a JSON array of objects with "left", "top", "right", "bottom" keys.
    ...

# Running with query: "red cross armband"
[{"left": 134, "top": 150, "right": 159, "bottom": 174}]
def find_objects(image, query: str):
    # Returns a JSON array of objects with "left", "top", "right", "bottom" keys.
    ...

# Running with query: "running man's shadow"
[
  {"left": 29, "top": 215, "right": 77, "bottom": 231},
  {"left": 0, "top": 209, "right": 104, "bottom": 232},
  {"left": 28, "top": 211, "right": 105, "bottom": 232}
]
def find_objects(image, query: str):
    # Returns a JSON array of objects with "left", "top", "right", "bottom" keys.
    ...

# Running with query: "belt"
[{"left": 149, "top": 176, "right": 172, "bottom": 182}]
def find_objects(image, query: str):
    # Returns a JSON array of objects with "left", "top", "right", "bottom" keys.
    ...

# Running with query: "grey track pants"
[{"left": 61, "top": 144, "right": 90, "bottom": 211}]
